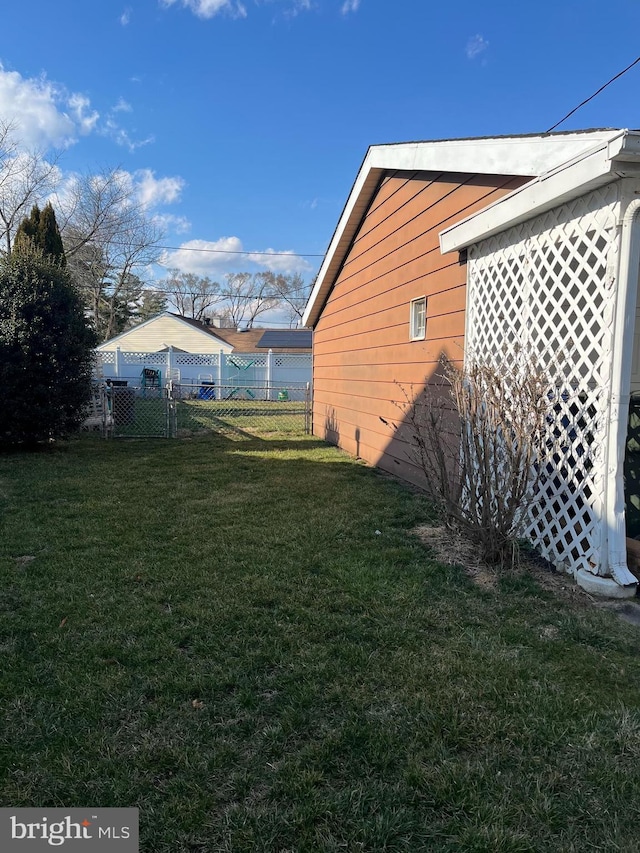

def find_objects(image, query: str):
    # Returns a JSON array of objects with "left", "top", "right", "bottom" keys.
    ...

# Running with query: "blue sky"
[{"left": 1, "top": 0, "right": 640, "bottom": 311}]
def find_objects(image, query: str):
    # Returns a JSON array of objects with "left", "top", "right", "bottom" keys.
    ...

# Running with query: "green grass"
[
  {"left": 176, "top": 398, "right": 306, "bottom": 436},
  {"left": 111, "top": 398, "right": 307, "bottom": 437},
  {"left": 1, "top": 434, "right": 640, "bottom": 852}
]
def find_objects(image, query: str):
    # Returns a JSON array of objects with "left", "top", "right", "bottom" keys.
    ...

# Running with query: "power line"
[
  {"left": 137, "top": 283, "right": 310, "bottom": 300},
  {"left": 156, "top": 244, "right": 324, "bottom": 258},
  {"left": 546, "top": 54, "right": 640, "bottom": 132}
]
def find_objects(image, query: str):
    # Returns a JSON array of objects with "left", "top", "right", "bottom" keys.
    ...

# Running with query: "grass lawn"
[
  {"left": 176, "top": 399, "right": 306, "bottom": 437},
  {"left": 1, "top": 434, "right": 640, "bottom": 852},
  {"left": 111, "top": 398, "right": 307, "bottom": 438}
]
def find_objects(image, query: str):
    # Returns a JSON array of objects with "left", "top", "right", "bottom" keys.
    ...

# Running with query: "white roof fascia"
[
  {"left": 365, "top": 131, "right": 624, "bottom": 178},
  {"left": 302, "top": 130, "right": 625, "bottom": 328},
  {"left": 441, "top": 130, "right": 640, "bottom": 253}
]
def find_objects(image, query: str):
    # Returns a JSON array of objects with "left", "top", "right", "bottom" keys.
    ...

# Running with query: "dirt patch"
[
  {"left": 412, "top": 523, "right": 597, "bottom": 608},
  {"left": 413, "top": 524, "right": 501, "bottom": 590}
]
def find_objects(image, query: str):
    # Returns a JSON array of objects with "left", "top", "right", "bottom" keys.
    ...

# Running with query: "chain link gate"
[
  {"left": 110, "top": 383, "right": 172, "bottom": 438},
  {"left": 86, "top": 381, "right": 311, "bottom": 439}
]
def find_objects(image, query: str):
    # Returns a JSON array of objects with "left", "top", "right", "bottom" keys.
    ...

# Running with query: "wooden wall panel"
[{"left": 312, "top": 169, "right": 530, "bottom": 486}]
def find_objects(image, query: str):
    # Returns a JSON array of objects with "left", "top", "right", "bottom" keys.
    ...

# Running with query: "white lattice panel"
[
  {"left": 228, "top": 354, "right": 267, "bottom": 368},
  {"left": 122, "top": 352, "right": 168, "bottom": 365},
  {"left": 175, "top": 354, "right": 220, "bottom": 366},
  {"left": 275, "top": 354, "right": 312, "bottom": 368},
  {"left": 98, "top": 352, "right": 115, "bottom": 365},
  {"left": 467, "top": 185, "right": 620, "bottom": 575}
]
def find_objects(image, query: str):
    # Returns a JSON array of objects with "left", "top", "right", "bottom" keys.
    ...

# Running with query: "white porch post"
[
  {"left": 603, "top": 197, "right": 640, "bottom": 588},
  {"left": 115, "top": 346, "right": 122, "bottom": 378},
  {"left": 168, "top": 346, "right": 175, "bottom": 381}
]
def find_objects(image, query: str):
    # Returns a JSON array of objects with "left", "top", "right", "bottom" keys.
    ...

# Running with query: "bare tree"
[
  {"left": 0, "top": 121, "right": 60, "bottom": 256},
  {"left": 55, "top": 168, "right": 164, "bottom": 341},
  {"left": 219, "top": 272, "right": 281, "bottom": 329},
  {"left": 156, "top": 269, "right": 221, "bottom": 321},
  {"left": 258, "top": 272, "right": 311, "bottom": 327}
]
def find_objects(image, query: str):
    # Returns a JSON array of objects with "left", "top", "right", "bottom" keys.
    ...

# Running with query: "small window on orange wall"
[{"left": 410, "top": 296, "right": 426, "bottom": 341}]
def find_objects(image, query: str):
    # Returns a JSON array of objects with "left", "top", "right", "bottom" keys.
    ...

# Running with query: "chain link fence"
[{"left": 82, "top": 380, "right": 311, "bottom": 439}]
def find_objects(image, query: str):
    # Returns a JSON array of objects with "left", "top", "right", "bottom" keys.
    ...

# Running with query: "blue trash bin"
[{"left": 198, "top": 381, "right": 216, "bottom": 401}]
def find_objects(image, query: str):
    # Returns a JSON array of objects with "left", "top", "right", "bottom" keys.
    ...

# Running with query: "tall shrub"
[
  {"left": 397, "top": 354, "right": 555, "bottom": 565},
  {"left": 0, "top": 247, "right": 96, "bottom": 445}
]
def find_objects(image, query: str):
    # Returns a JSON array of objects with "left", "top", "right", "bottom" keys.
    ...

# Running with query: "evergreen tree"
[
  {"left": 12, "top": 204, "right": 40, "bottom": 255},
  {"left": 0, "top": 249, "right": 97, "bottom": 445},
  {"left": 38, "top": 202, "right": 66, "bottom": 265},
  {"left": 13, "top": 203, "right": 66, "bottom": 265},
  {"left": 136, "top": 289, "right": 168, "bottom": 324}
]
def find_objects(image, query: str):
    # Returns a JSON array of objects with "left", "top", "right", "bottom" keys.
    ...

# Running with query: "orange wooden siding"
[{"left": 312, "top": 171, "right": 529, "bottom": 487}]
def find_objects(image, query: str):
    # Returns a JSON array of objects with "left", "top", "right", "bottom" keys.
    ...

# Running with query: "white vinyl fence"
[{"left": 95, "top": 348, "right": 311, "bottom": 401}]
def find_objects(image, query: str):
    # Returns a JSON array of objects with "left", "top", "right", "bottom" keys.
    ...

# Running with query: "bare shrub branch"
[{"left": 396, "top": 353, "right": 557, "bottom": 565}]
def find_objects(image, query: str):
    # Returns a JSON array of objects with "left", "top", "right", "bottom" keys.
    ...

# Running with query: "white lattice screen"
[
  {"left": 122, "top": 352, "right": 168, "bottom": 365},
  {"left": 467, "top": 185, "right": 621, "bottom": 575},
  {"left": 275, "top": 354, "right": 313, "bottom": 368},
  {"left": 175, "top": 354, "right": 220, "bottom": 367}
]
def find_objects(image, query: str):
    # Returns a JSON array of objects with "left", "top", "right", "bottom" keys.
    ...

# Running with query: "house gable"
[{"left": 97, "top": 313, "right": 234, "bottom": 354}]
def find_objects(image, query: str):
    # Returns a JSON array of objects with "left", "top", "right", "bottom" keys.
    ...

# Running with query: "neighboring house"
[
  {"left": 96, "top": 312, "right": 312, "bottom": 392},
  {"left": 97, "top": 312, "right": 312, "bottom": 355},
  {"left": 303, "top": 128, "right": 640, "bottom": 596}
]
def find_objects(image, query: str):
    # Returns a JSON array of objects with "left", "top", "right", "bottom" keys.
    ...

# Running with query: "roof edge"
[
  {"left": 441, "top": 129, "right": 640, "bottom": 252},
  {"left": 302, "top": 129, "right": 627, "bottom": 328}
]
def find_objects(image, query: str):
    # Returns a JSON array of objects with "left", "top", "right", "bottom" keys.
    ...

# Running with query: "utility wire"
[
  {"left": 546, "top": 54, "right": 640, "bottom": 132},
  {"left": 107, "top": 282, "right": 311, "bottom": 300},
  {"left": 156, "top": 244, "right": 324, "bottom": 258}
]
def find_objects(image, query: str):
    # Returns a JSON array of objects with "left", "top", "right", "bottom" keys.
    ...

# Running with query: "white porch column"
[
  {"left": 115, "top": 346, "right": 122, "bottom": 378},
  {"left": 603, "top": 197, "right": 640, "bottom": 589}
]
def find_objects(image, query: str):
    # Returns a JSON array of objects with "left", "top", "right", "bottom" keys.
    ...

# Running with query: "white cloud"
[
  {"left": 282, "top": 0, "right": 313, "bottom": 18},
  {"left": 160, "top": 0, "right": 330, "bottom": 20},
  {"left": 0, "top": 64, "right": 149, "bottom": 154},
  {"left": 67, "top": 93, "right": 100, "bottom": 135},
  {"left": 51, "top": 168, "right": 186, "bottom": 234},
  {"left": 246, "top": 248, "right": 311, "bottom": 274},
  {"left": 120, "top": 7, "right": 132, "bottom": 25},
  {"left": 341, "top": 0, "right": 360, "bottom": 14},
  {"left": 152, "top": 212, "right": 191, "bottom": 234},
  {"left": 0, "top": 64, "right": 77, "bottom": 149},
  {"left": 160, "top": 0, "right": 247, "bottom": 19},
  {"left": 159, "top": 237, "right": 311, "bottom": 277},
  {"left": 133, "top": 169, "right": 185, "bottom": 208},
  {"left": 160, "top": 237, "right": 245, "bottom": 275},
  {"left": 466, "top": 34, "right": 489, "bottom": 60},
  {"left": 103, "top": 118, "right": 155, "bottom": 152}
]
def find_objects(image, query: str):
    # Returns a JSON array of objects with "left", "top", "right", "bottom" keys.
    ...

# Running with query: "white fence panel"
[{"left": 95, "top": 348, "right": 312, "bottom": 393}]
